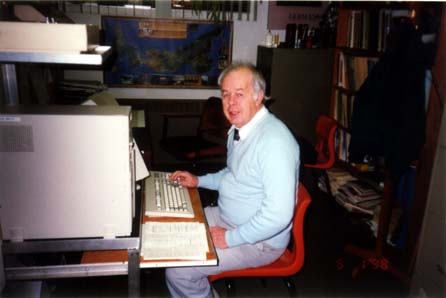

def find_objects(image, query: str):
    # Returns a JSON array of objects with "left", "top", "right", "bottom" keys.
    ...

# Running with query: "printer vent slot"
[{"left": 0, "top": 125, "right": 34, "bottom": 152}]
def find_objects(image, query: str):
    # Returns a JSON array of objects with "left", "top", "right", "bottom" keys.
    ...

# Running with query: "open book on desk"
[{"left": 141, "top": 221, "right": 209, "bottom": 261}]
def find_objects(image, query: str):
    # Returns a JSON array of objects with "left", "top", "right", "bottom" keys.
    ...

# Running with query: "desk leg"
[
  {"left": 1, "top": 64, "right": 19, "bottom": 105},
  {"left": 128, "top": 249, "right": 140, "bottom": 298},
  {"left": 0, "top": 240, "right": 5, "bottom": 292}
]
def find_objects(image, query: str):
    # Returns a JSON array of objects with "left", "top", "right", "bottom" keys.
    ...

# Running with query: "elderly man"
[{"left": 166, "top": 62, "right": 300, "bottom": 298}]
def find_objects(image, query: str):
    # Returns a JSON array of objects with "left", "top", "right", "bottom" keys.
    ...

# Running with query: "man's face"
[{"left": 220, "top": 68, "right": 264, "bottom": 128}]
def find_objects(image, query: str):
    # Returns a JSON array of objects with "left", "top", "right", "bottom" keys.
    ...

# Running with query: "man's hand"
[
  {"left": 209, "top": 226, "right": 228, "bottom": 249},
  {"left": 169, "top": 171, "right": 198, "bottom": 188}
]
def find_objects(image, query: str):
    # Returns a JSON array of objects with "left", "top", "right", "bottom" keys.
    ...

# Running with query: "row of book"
[
  {"left": 336, "top": 52, "right": 379, "bottom": 91},
  {"left": 335, "top": 128, "right": 351, "bottom": 162},
  {"left": 332, "top": 90, "right": 354, "bottom": 129},
  {"left": 347, "top": 10, "right": 380, "bottom": 51},
  {"left": 346, "top": 8, "right": 410, "bottom": 52},
  {"left": 320, "top": 168, "right": 382, "bottom": 216}
]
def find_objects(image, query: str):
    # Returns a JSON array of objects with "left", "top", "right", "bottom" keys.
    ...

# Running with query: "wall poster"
[
  {"left": 102, "top": 17, "right": 233, "bottom": 88},
  {"left": 267, "top": 1, "right": 327, "bottom": 30}
]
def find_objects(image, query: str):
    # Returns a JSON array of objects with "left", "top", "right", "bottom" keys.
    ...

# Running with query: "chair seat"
[
  {"left": 209, "top": 250, "right": 299, "bottom": 282},
  {"left": 160, "top": 136, "right": 226, "bottom": 160}
]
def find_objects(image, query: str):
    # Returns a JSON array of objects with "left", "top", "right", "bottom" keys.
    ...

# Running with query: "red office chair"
[
  {"left": 304, "top": 115, "right": 338, "bottom": 169},
  {"left": 303, "top": 115, "right": 338, "bottom": 194},
  {"left": 208, "top": 183, "right": 312, "bottom": 297}
]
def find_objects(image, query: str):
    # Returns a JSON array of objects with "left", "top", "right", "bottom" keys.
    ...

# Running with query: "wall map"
[{"left": 102, "top": 17, "right": 232, "bottom": 88}]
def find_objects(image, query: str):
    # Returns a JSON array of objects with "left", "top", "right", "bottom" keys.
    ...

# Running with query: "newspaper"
[{"left": 141, "top": 222, "right": 209, "bottom": 261}]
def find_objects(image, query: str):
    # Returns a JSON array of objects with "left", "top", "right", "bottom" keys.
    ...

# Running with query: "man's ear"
[{"left": 256, "top": 90, "right": 264, "bottom": 104}]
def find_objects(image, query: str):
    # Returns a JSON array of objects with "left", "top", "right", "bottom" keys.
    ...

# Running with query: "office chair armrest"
[
  {"left": 303, "top": 162, "right": 334, "bottom": 169},
  {"left": 161, "top": 113, "right": 201, "bottom": 139}
]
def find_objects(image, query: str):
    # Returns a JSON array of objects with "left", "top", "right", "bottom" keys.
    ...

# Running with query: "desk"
[
  {"left": 2, "top": 183, "right": 217, "bottom": 297},
  {"left": 81, "top": 185, "right": 218, "bottom": 294},
  {"left": 140, "top": 186, "right": 218, "bottom": 268}
]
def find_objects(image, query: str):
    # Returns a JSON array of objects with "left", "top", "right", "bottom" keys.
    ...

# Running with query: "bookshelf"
[
  {"left": 328, "top": 2, "right": 423, "bottom": 283},
  {"left": 331, "top": 3, "right": 415, "bottom": 162},
  {"left": 329, "top": 2, "right": 445, "bottom": 286}
]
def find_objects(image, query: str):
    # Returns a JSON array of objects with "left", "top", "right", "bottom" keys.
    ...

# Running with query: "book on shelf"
[
  {"left": 333, "top": 90, "right": 354, "bottom": 128},
  {"left": 345, "top": 8, "right": 410, "bottom": 52},
  {"left": 377, "top": 9, "right": 411, "bottom": 52},
  {"left": 337, "top": 52, "right": 347, "bottom": 89},
  {"left": 336, "top": 53, "right": 379, "bottom": 91},
  {"left": 335, "top": 128, "right": 351, "bottom": 162},
  {"left": 378, "top": 9, "right": 392, "bottom": 52},
  {"left": 347, "top": 9, "right": 379, "bottom": 50},
  {"left": 352, "top": 56, "right": 378, "bottom": 89}
]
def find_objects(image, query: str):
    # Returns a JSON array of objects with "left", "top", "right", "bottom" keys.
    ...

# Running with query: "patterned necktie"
[{"left": 233, "top": 129, "right": 240, "bottom": 141}]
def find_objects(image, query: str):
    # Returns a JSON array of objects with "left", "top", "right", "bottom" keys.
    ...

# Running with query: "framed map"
[{"left": 102, "top": 17, "right": 233, "bottom": 88}]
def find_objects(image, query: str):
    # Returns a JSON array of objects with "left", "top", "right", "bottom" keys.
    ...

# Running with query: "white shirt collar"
[{"left": 228, "top": 106, "right": 268, "bottom": 141}]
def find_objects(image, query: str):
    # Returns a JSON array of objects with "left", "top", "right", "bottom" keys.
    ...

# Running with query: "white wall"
[{"left": 64, "top": 2, "right": 276, "bottom": 100}]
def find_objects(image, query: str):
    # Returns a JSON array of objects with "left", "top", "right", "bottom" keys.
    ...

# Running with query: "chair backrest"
[
  {"left": 287, "top": 183, "right": 312, "bottom": 271},
  {"left": 198, "top": 97, "right": 231, "bottom": 140},
  {"left": 313, "top": 115, "right": 338, "bottom": 168}
]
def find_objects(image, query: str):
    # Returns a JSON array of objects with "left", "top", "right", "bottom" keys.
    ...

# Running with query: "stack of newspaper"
[
  {"left": 334, "top": 180, "right": 382, "bottom": 215},
  {"left": 319, "top": 167, "right": 357, "bottom": 195}
]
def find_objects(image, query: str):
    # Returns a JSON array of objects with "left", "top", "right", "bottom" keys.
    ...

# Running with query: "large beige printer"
[
  {"left": 0, "top": 105, "right": 145, "bottom": 241},
  {"left": 0, "top": 21, "right": 99, "bottom": 53}
]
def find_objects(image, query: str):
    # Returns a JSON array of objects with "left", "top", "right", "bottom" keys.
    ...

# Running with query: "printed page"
[{"left": 141, "top": 222, "right": 209, "bottom": 260}]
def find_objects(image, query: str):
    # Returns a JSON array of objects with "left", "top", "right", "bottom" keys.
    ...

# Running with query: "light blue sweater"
[{"left": 198, "top": 110, "right": 300, "bottom": 248}]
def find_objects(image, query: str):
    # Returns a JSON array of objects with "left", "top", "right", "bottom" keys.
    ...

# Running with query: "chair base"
[{"left": 219, "top": 277, "right": 298, "bottom": 298}]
